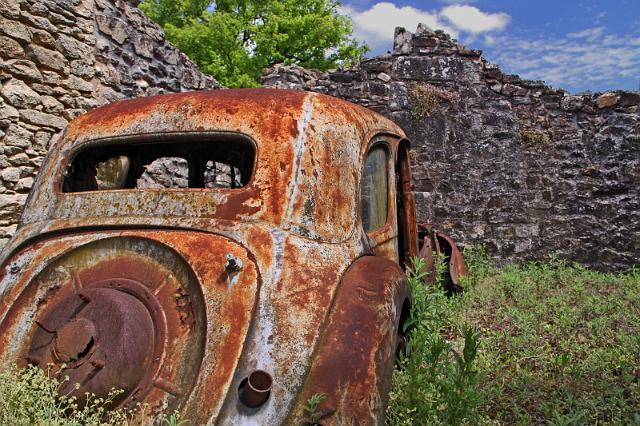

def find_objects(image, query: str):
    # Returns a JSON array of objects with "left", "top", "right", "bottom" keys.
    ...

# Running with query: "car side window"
[{"left": 361, "top": 145, "right": 389, "bottom": 232}]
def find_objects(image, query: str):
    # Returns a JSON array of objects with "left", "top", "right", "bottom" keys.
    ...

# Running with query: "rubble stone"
[
  {"left": 2, "top": 78, "right": 41, "bottom": 108},
  {"left": 0, "top": 16, "right": 31, "bottom": 43},
  {"left": 0, "top": 36, "right": 23, "bottom": 58},
  {"left": 595, "top": 92, "right": 620, "bottom": 108}
]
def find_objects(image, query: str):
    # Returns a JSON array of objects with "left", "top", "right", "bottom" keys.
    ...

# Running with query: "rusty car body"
[{"left": 0, "top": 88, "right": 459, "bottom": 424}]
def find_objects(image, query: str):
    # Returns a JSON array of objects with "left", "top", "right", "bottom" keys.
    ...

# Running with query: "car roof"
[
  {"left": 20, "top": 89, "right": 406, "bottom": 243},
  {"left": 64, "top": 88, "right": 405, "bottom": 149}
]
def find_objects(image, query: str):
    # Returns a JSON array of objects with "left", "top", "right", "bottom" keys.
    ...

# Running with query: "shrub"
[
  {"left": 0, "top": 364, "right": 185, "bottom": 425},
  {"left": 386, "top": 257, "right": 482, "bottom": 425}
]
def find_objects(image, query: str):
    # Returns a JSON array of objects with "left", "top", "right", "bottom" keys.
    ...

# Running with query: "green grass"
[{"left": 387, "top": 248, "right": 640, "bottom": 425}]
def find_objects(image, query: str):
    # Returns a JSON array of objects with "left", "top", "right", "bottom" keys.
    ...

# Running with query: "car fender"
[{"left": 287, "top": 255, "right": 410, "bottom": 425}]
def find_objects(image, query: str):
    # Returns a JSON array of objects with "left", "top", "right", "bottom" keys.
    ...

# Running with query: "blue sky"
[{"left": 340, "top": 0, "right": 640, "bottom": 93}]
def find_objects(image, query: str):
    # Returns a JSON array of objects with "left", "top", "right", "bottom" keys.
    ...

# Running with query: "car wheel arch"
[{"left": 286, "top": 255, "right": 410, "bottom": 425}]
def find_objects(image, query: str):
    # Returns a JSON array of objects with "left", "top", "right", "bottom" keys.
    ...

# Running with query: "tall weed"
[
  {"left": 387, "top": 248, "right": 639, "bottom": 425},
  {"left": 386, "top": 256, "right": 482, "bottom": 425}
]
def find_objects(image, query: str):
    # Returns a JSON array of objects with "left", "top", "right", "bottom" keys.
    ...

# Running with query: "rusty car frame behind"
[{"left": 0, "top": 88, "right": 464, "bottom": 424}]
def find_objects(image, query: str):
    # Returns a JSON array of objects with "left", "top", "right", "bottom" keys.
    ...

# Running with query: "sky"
[{"left": 339, "top": 0, "right": 640, "bottom": 94}]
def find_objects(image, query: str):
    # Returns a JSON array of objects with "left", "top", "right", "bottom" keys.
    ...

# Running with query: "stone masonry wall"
[
  {"left": 263, "top": 25, "right": 639, "bottom": 271},
  {"left": 0, "top": 0, "right": 219, "bottom": 248},
  {"left": 1, "top": 5, "right": 637, "bottom": 271}
]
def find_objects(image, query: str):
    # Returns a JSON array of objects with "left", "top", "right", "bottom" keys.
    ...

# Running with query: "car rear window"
[{"left": 62, "top": 134, "right": 255, "bottom": 193}]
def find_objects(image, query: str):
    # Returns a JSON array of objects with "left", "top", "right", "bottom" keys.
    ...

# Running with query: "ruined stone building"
[{"left": 1, "top": 1, "right": 638, "bottom": 270}]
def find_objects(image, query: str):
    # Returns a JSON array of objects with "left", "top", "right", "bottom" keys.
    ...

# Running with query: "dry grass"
[{"left": 408, "top": 84, "right": 460, "bottom": 119}]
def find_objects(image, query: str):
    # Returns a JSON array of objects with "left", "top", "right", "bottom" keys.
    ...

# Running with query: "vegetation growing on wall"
[
  {"left": 139, "top": 0, "right": 368, "bottom": 87},
  {"left": 518, "top": 127, "right": 550, "bottom": 144},
  {"left": 407, "top": 83, "right": 460, "bottom": 119}
]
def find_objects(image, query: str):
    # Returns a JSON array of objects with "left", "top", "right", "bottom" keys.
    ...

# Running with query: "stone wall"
[
  {"left": 0, "top": 0, "right": 219, "bottom": 248},
  {"left": 263, "top": 25, "right": 639, "bottom": 271},
  {"left": 1, "top": 4, "right": 637, "bottom": 271}
]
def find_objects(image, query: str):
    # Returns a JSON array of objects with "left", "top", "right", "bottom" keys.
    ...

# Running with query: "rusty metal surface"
[
  {"left": 436, "top": 232, "right": 469, "bottom": 287},
  {"left": 288, "top": 256, "right": 410, "bottom": 425},
  {"left": 238, "top": 370, "right": 273, "bottom": 408},
  {"left": 418, "top": 223, "right": 469, "bottom": 290},
  {"left": 17, "top": 89, "right": 405, "bottom": 245},
  {"left": 0, "top": 230, "right": 260, "bottom": 421},
  {"left": 418, "top": 227, "right": 437, "bottom": 283},
  {"left": 29, "top": 284, "right": 158, "bottom": 407},
  {"left": 0, "top": 89, "right": 422, "bottom": 424},
  {"left": 397, "top": 140, "right": 419, "bottom": 263}
]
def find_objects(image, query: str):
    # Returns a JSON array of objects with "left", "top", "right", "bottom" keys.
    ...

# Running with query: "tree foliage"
[{"left": 139, "top": 0, "right": 368, "bottom": 87}]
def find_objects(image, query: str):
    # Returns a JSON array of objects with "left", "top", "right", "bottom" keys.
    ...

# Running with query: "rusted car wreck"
[{"left": 0, "top": 89, "right": 463, "bottom": 424}]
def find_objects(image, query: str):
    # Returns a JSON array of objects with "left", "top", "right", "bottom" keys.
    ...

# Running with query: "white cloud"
[
  {"left": 440, "top": 5, "right": 511, "bottom": 34},
  {"left": 487, "top": 27, "right": 640, "bottom": 92},
  {"left": 567, "top": 26, "right": 604, "bottom": 41},
  {"left": 483, "top": 34, "right": 496, "bottom": 46},
  {"left": 341, "top": 2, "right": 510, "bottom": 54},
  {"left": 341, "top": 2, "right": 458, "bottom": 54}
]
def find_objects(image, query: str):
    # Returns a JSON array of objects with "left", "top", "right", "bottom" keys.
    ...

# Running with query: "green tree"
[{"left": 139, "top": 0, "right": 368, "bottom": 87}]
